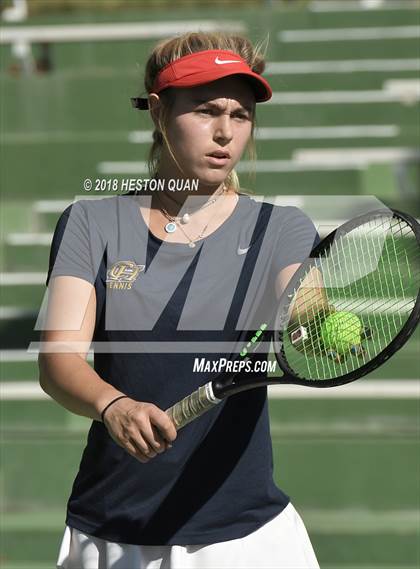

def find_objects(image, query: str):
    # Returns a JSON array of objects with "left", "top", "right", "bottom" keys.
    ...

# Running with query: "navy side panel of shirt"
[{"left": 45, "top": 193, "right": 318, "bottom": 546}]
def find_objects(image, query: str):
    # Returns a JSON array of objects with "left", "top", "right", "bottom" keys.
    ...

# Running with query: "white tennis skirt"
[{"left": 56, "top": 502, "right": 319, "bottom": 569}]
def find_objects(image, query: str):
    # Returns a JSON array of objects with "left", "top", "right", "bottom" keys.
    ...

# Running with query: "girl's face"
[{"left": 155, "top": 76, "right": 255, "bottom": 190}]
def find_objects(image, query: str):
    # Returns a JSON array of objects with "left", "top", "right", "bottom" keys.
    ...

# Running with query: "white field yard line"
[
  {"left": 1, "top": 380, "right": 418, "bottom": 400},
  {"left": 0, "top": 349, "right": 94, "bottom": 362},
  {"left": 266, "top": 59, "right": 420, "bottom": 74},
  {"left": 34, "top": 200, "right": 72, "bottom": 213},
  {"left": 385, "top": 78, "right": 420, "bottom": 98},
  {"left": 1, "top": 130, "right": 132, "bottom": 145},
  {"left": 254, "top": 125, "right": 399, "bottom": 139},
  {"left": 4, "top": 59, "right": 419, "bottom": 82},
  {"left": 128, "top": 125, "right": 399, "bottom": 144},
  {"left": 278, "top": 25, "right": 420, "bottom": 42},
  {"left": 268, "top": 380, "right": 420, "bottom": 399},
  {"left": 33, "top": 196, "right": 104, "bottom": 211},
  {"left": 322, "top": 567, "right": 420, "bottom": 569},
  {"left": 97, "top": 160, "right": 362, "bottom": 174},
  {"left": 0, "top": 21, "right": 246, "bottom": 44},
  {"left": 6, "top": 233, "right": 51, "bottom": 245},
  {"left": 0, "top": 272, "right": 46, "bottom": 285},
  {"left": 310, "top": 0, "right": 420, "bottom": 12},
  {"left": 1, "top": 382, "right": 50, "bottom": 400},
  {"left": 96, "top": 148, "right": 420, "bottom": 173},
  {"left": 302, "top": 509, "right": 420, "bottom": 534},
  {"left": 268, "top": 89, "right": 420, "bottom": 104},
  {"left": 0, "top": 564, "right": 54, "bottom": 569},
  {"left": 1, "top": 124, "right": 400, "bottom": 146},
  {"left": 293, "top": 147, "right": 420, "bottom": 167},
  {"left": 98, "top": 161, "right": 147, "bottom": 174},
  {"left": 0, "top": 307, "right": 38, "bottom": 319},
  {"left": 334, "top": 297, "right": 416, "bottom": 314},
  {"left": 270, "top": 417, "right": 419, "bottom": 436},
  {"left": 0, "top": 350, "right": 40, "bottom": 362}
]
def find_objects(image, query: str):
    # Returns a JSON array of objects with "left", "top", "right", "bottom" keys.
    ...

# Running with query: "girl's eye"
[{"left": 195, "top": 108, "right": 250, "bottom": 120}]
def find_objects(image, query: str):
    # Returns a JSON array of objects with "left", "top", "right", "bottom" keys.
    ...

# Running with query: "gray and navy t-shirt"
[{"left": 45, "top": 191, "right": 318, "bottom": 546}]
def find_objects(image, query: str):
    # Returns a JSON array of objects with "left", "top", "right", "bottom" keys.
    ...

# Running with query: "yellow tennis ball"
[{"left": 320, "top": 311, "right": 362, "bottom": 355}]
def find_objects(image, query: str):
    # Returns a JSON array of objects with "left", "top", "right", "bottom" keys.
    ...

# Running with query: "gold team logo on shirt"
[{"left": 106, "top": 261, "right": 145, "bottom": 290}]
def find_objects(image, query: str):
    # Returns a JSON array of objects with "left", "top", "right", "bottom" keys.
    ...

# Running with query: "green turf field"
[{"left": 0, "top": 1, "right": 419, "bottom": 567}]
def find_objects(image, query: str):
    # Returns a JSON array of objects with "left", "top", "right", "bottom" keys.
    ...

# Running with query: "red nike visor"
[{"left": 131, "top": 49, "right": 272, "bottom": 110}]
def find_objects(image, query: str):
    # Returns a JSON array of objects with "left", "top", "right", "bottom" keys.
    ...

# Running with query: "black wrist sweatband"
[{"left": 100, "top": 395, "right": 129, "bottom": 423}]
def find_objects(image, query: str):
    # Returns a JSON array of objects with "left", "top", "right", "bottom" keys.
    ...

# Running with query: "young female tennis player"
[{"left": 39, "top": 32, "right": 320, "bottom": 568}]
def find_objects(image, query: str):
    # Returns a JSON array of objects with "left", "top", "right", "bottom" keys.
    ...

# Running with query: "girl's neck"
[{"left": 151, "top": 176, "right": 230, "bottom": 216}]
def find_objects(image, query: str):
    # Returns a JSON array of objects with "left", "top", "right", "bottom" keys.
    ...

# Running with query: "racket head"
[{"left": 272, "top": 208, "right": 420, "bottom": 388}]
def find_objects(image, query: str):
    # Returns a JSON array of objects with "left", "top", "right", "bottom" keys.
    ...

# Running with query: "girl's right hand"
[{"left": 102, "top": 397, "right": 177, "bottom": 463}]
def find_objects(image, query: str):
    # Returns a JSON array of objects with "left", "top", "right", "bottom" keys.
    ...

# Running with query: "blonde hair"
[{"left": 141, "top": 32, "right": 268, "bottom": 192}]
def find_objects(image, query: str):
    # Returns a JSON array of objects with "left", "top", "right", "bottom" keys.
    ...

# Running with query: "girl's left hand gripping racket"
[{"left": 166, "top": 209, "right": 420, "bottom": 430}]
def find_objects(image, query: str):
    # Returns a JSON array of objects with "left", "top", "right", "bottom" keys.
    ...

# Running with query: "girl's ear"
[{"left": 148, "top": 94, "right": 161, "bottom": 129}]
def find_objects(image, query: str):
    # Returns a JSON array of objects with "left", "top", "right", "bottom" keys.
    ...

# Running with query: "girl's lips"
[{"left": 206, "top": 155, "right": 231, "bottom": 167}]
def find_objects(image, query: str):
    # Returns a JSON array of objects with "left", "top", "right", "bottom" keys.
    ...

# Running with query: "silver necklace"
[
  {"left": 159, "top": 192, "right": 238, "bottom": 248},
  {"left": 159, "top": 207, "right": 210, "bottom": 248},
  {"left": 156, "top": 186, "right": 226, "bottom": 233}
]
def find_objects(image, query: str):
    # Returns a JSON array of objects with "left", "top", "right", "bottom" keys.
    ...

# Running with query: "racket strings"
[
  {"left": 363, "top": 218, "right": 399, "bottom": 354},
  {"left": 297, "top": 287, "right": 327, "bottom": 377},
  {"left": 332, "top": 216, "right": 417, "bottom": 356},
  {"left": 282, "top": 214, "right": 419, "bottom": 380}
]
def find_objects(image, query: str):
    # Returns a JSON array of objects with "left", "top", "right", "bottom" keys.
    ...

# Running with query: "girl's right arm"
[{"left": 38, "top": 275, "right": 177, "bottom": 462}]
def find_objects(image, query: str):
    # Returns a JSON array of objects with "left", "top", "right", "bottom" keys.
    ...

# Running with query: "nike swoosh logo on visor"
[{"left": 215, "top": 57, "right": 242, "bottom": 65}]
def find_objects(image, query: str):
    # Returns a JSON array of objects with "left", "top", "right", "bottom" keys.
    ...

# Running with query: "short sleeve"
[
  {"left": 271, "top": 206, "right": 319, "bottom": 275},
  {"left": 45, "top": 201, "right": 97, "bottom": 287}
]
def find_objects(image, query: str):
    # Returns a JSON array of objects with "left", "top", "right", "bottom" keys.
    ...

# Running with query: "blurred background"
[{"left": 0, "top": 0, "right": 419, "bottom": 567}]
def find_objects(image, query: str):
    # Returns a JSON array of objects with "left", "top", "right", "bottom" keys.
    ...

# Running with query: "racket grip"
[{"left": 166, "top": 382, "right": 222, "bottom": 430}]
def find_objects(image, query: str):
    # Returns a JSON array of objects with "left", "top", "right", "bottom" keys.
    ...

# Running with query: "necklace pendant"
[
  {"left": 165, "top": 222, "right": 177, "bottom": 233},
  {"left": 188, "top": 241, "right": 196, "bottom": 248},
  {"left": 181, "top": 213, "right": 190, "bottom": 224}
]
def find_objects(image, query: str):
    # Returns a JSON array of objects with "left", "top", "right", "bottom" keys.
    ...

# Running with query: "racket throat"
[{"left": 212, "top": 373, "right": 271, "bottom": 398}]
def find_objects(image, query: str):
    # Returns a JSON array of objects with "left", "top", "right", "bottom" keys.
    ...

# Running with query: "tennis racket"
[{"left": 166, "top": 208, "right": 420, "bottom": 430}]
